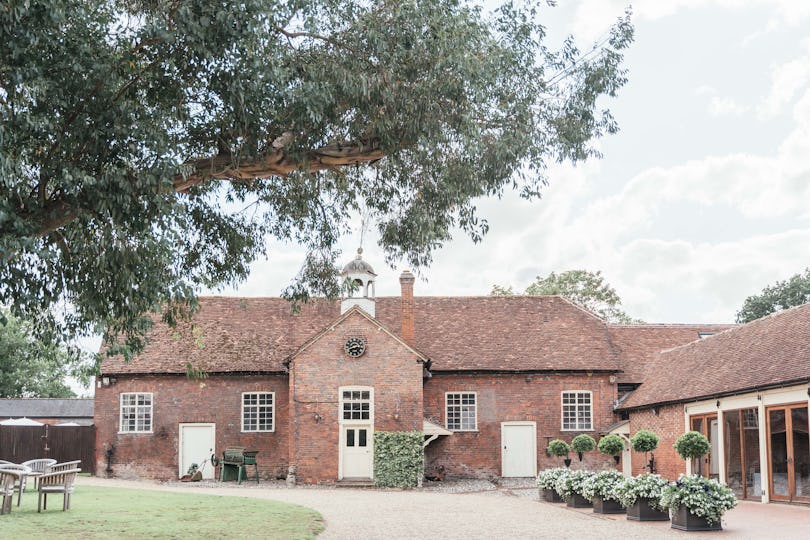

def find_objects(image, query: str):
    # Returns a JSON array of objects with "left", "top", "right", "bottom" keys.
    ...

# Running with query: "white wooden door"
[
  {"left": 179, "top": 423, "right": 216, "bottom": 479},
  {"left": 341, "top": 424, "right": 373, "bottom": 479},
  {"left": 501, "top": 422, "right": 537, "bottom": 477}
]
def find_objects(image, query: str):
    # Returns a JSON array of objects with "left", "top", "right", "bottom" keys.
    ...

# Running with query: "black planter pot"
[
  {"left": 577, "top": 452, "right": 584, "bottom": 461},
  {"left": 626, "top": 497, "right": 670, "bottom": 521},
  {"left": 670, "top": 505, "right": 722, "bottom": 531},
  {"left": 613, "top": 455, "right": 621, "bottom": 465},
  {"left": 563, "top": 458, "right": 572, "bottom": 467},
  {"left": 592, "top": 496, "right": 626, "bottom": 514},
  {"left": 566, "top": 493, "right": 592, "bottom": 508},
  {"left": 540, "top": 488, "right": 565, "bottom": 503}
]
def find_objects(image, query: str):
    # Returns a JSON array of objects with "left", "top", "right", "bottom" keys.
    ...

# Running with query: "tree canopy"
[
  {"left": 736, "top": 268, "right": 810, "bottom": 323},
  {"left": 0, "top": 311, "right": 90, "bottom": 397},
  {"left": 491, "top": 269, "right": 641, "bottom": 323},
  {"left": 1, "top": 1, "right": 634, "bottom": 357}
]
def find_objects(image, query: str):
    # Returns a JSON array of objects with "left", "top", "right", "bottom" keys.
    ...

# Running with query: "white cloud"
[
  {"left": 757, "top": 56, "right": 810, "bottom": 119},
  {"left": 708, "top": 96, "right": 749, "bottom": 116}
]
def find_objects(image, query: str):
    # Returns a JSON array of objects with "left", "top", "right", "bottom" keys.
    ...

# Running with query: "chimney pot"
[{"left": 399, "top": 270, "right": 415, "bottom": 346}]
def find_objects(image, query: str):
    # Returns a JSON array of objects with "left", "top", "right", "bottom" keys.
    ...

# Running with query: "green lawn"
[{"left": 0, "top": 485, "right": 324, "bottom": 539}]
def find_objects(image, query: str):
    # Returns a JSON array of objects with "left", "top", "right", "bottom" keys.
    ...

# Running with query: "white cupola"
[{"left": 340, "top": 248, "right": 377, "bottom": 316}]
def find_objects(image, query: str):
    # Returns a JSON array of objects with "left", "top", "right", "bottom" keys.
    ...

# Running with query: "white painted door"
[
  {"left": 179, "top": 423, "right": 216, "bottom": 480},
  {"left": 341, "top": 424, "right": 373, "bottom": 479},
  {"left": 501, "top": 422, "right": 537, "bottom": 477}
]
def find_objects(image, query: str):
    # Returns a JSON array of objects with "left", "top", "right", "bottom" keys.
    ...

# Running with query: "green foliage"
[
  {"left": 491, "top": 270, "right": 642, "bottom": 323},
  {"left": 0, "top": 310, "right": 90, "bottom": 397},
  {"left": 660, "top": 474, "right": 737, "bottom": 525},
  {"left": 0, "top": 1, "right": 634, "bottom": 355},
  {"left": 630, "top": 430, "right": 659, "bottom": 453},
  {"left": 736, "top": 268, "right": 810, "bottom": 323},
  {"left": 571, "top": 433, "right": 597, "bottom": 453},
  {"left": 373, "top": 431, "right": 424, "bottom": 488},
  {"left": 614, "top": 473, "right": 669, "bottom": 510},
  {"left": 547, "top": 439, "right": 571, "bottom": 458},
  {"left": 674, "top": 431, "right": 711, "bottom": 460},
  {"left": 597, "top": 434, "right": 625, "bottom": 456},
  {"left": 581, "top": 469, "right": 625, "bottom": 502}
]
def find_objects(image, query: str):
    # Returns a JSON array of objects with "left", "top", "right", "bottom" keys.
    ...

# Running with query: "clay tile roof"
[
  {"left": 101, "top": 295, "right": 621, "bottom": 374},
  {"left": 608, "top": 324, "right": 734, "bottom": 384},
  {"left": 618, "top": 303, "right": 810, "bottom": 410}
]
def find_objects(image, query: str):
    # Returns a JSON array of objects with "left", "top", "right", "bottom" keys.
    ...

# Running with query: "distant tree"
[
  {"left": 0, "top": 311, "right": 90, "bottom": 397},
  {"left": 491, "top": 269, "right": 641, "bottom": 323},
  {"left": 736, "top": 268, "right": 810, "bottom": 323}
]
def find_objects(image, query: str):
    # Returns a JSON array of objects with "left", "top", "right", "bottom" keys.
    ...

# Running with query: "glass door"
[
  {"left": 767, "top": 404, "right": 810, "bottom": 502},
  {"left": 690, "top": 413, "right": 719, "bottom": 479}
]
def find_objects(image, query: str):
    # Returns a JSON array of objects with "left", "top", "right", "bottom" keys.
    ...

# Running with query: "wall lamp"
[{"left": 313, "top": 412, "right": 322, "bottom": 423}]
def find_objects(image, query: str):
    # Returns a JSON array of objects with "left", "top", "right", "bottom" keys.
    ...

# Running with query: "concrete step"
[{"left": 335, "top": 478, "right": 375, "bottom": 488}]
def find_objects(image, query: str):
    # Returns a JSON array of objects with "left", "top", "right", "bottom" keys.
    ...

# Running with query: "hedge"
[{"left": 373, "top": 431, "right": 424, "bottom": 488}]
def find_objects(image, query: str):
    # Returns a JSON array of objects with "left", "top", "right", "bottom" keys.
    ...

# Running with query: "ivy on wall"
[{"left": 373, "top": 431, "right": 424, "bottom": 488}]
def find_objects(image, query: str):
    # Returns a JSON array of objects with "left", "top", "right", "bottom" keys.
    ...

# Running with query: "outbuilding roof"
[
  {"left": 618, "top": 303, "right": 810, "bottom": 410},
  {"left": 0, "top": 398, "right": 94, "bottom": 419},
  {"left": 100, "top": 295, "right": 623, "bottom": 375}
]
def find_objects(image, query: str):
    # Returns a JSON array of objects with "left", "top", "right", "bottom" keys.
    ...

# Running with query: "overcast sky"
[{"left": 209, "top": 0, "right": 810, "bottom": 325}]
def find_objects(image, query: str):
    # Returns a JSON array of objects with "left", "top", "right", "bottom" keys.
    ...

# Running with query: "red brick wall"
[
  {"left": 289, "top": 311, "right": 424, "bottom": 483},
  {"left": 94, "top": 374, "right": 289, "bottom": 480},
  {"left": 628, "top": 404, "right": 687, "bottom": 480},
  {"left": 423, "top": 372, "right": 619, "bottom": 478}
]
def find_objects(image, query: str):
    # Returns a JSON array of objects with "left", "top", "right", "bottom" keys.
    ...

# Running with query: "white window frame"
[
  {"left": 561, "top": 390, "right": 593, "bottom": 431},
  {"left": 241, "top": 392, "right": 275, "bottom": 432},
  {"left": 445, "top": 391, "right": 478, "bottom": 432},
  {"left": 119, "top": 392, "right": 153, "bottom": 433},
  {"left": 339, "top": 386, "right": 374, "bottom": 424}
]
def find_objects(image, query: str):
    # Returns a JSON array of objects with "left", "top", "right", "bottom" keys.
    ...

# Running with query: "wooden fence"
[{"left": 0, "top": 425, "right": 96, "bottom": 474}]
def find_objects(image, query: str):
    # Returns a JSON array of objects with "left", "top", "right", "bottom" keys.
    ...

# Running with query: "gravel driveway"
[{"left": 78, "top": 477, "right": 807, "bottom": 539}]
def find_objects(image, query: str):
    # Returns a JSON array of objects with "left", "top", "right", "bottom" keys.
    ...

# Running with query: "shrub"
[
  {"left": 547, "top": 439, "right": 571, "bottom": 458},
  {"left": 536, "top": 467, "right": 569, "bottom": 490},
  {"left": 660, "top": 474, "right": 737, "bottom": 525},
  {"left": 630, "top": 430, "right": 659, "bottom": 453},
  {"left": 581, "top": 469, "right": 625, "bottom": 502},
  {"left": 597, "top": 434, "right": 625, "bottom": 456},
  {"left": 674, "top": 431, "right": 711, "bottom": 460},
  {"left": 614, "top": 473, "right": 670, "bottom": 510},
  {"left": 571, "top": 434, "right": 596, "bottom": 453},
  {"left": 373, "top": 431, "right": 424, "bottom": 488},
  {"left": 554, "top": 469, "right": 594, "bottom": 500}
]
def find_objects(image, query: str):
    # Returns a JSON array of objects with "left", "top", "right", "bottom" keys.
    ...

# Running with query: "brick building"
[{"left": 94, "top": 251, "right": 725, "bottom": 484}]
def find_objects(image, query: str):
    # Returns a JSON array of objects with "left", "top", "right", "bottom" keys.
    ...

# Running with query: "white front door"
[
  {"left": 179, "top": 423, "right": 216, "bottom": 479},
  {"left": 501, "top": 422, "right": 537, "bottom": 477},
  {"left": 340, "top": 424, "right": 373, "bottom": 479}
]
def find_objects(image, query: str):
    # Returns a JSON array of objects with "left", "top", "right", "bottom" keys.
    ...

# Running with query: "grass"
[{"left": 0, "top": 485, "right": 324, "bottom": 539}]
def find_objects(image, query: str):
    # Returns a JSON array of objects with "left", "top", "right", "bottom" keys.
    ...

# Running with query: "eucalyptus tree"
[{"left": 1, "top": 1, "right": 634, "bottom": 356}]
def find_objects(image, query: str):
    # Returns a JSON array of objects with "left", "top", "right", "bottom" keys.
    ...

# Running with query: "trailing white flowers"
[
  {"left": 554, "top": 469, "right": 594, "bottom": 500},
  {"left": 659, "top": 474, "right": 737, "bottom": 525},
  {"left": 581, "top": 469, "right": 625, "bottom": 502},
  {"left": 536, "top": 467, "right": 569, "bottom": 490},
  {"left": 614, "top": 473, "right": 669, "bottom": 510}
]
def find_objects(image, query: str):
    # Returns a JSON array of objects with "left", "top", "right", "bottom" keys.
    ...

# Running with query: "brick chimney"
[{"left": 399, "top": 270, "right": 415, "bottom": 346}]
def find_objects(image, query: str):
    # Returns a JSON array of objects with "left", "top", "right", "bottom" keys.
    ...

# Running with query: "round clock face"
[{"left": 344, "top": 336, "right": 367, "bottom": 358}]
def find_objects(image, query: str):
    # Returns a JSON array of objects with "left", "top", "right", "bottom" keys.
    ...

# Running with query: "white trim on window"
[
  {"left": 561, "top": 390, "right": 593, "bottom": 431},
  {"left": 241, "top": 392, "right": 275, "bottom": 432},
  {"left": 119, "top": 392, "right": 153, "bottom": 433},
  {"left": 445, "top": 391, "right": 478, "bottom": 432},
  {"left": 338, "top": 386, "right": 374, "bottom": 424}
]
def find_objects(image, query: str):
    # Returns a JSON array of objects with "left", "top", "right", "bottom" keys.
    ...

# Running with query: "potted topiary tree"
[
  {"left": 661, "top": 431, "right": 737, "bottom": 531},
  {"left": 571, "top": 434, "right": 596, "bottom": 461},
  {"left": 547, "top": 439, "right": 572, "bottom": 467},
  {"left": 581, "top": 469, "right": 626, "bottom": 514},
  {"left": 536, "top": 467, "right": 567, "bottom": 503},
  {"left": 615, "top": 473, "right": 671, "bottom": 521},
  {"left": 597, "top": 434, "right": 625, "bottom": 465},
  {"left": 630, "top": 430, "right": 659, "bottom": 473}
]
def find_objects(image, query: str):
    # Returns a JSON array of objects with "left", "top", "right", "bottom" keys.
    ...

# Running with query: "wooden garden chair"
[
  {"left": 37, "top": 468, "right": 81, "bottom": 512},
  {"left": 47, "top": 460, "right": 82, "bottom": 473},
  {"left": 0, "top": 463, "right": 29, "bottom": 507},
  {"left": 0, "top": 469, "right": 22, "bottom": 515},
  {"left": 21, "top": 459, "right": 57, "bottom": 490}
]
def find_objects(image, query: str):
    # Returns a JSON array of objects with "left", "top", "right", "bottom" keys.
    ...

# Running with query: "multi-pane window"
[
  {"left": 446, "top": 392, "right": 477, "bottom": 431},
  {"left": 341, "top": 389, "right": 371, "bottom": 421},
  {"left": 120, "top": 392, "right": 153, "bottom": 433},
  {"left": 562, "top": 391, "right": 592, "bottom": 430},
  {"left": 242, "top": 392, "right": 274, "bottom": 432}
]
